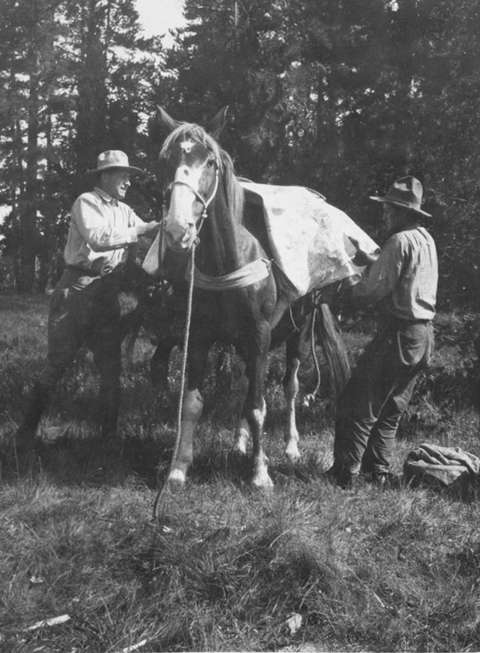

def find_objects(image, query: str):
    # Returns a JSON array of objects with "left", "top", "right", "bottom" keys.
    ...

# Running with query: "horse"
[
  {"left": 152, "top": 106, "right": 354, "bottom": 489},
  {"left": 128, "top": 280, "right": 349, "bottom": 456}
]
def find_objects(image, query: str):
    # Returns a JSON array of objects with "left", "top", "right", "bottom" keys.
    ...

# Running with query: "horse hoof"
[
  {"left": 285, "top": 445, "right": 301, "bottom": 464},
  {"left": 167, "top": 468, "right": 186, "bottom": 490},
  {"left": 251, "top": 473, "right": 274, "bottom": 491}
]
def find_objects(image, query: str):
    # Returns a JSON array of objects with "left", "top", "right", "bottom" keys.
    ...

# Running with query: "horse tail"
[{"left": 316, "top": 303, "right": 350, "bottom": 400}]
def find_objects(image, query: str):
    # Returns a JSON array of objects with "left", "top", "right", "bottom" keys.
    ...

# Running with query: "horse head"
[{"left": 157, "top": 106, "right": 229, "bottom": 252}]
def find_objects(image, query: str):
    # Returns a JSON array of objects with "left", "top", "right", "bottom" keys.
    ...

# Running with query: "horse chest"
[{"left": 193, "top": 293, "right": 251, "bottom": 344}]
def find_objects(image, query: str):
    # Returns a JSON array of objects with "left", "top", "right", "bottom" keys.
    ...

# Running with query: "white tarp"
[
  {"left": 142, "top": 229, "right": 163, "bottom": 277},
  {"left": 142, "top": 181, "right": 379, "bottom": 301},
  {"left": 241, "top": 181, "right": 379, "bottom": 299}
]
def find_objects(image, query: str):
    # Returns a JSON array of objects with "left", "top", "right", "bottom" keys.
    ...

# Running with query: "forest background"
[
  {"left": 2, "top": 5, "right": 480, "bottom": 649},
  {"left": 1, "top": 0, "right": 479, "bottom": 304}
]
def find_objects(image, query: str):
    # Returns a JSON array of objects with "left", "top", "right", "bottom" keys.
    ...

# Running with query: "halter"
[{"left": 161, "top": 149, "right": 272, "bottom": 292}]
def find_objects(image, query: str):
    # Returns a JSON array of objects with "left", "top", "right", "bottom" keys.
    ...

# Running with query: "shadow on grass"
[
  {"left": 1, "top": 435, "right": 166, "bottom": 488},
  {"left": 404, "top": 472, "right": 480, "bottom": 503},
  {"left": 175, "top": 441, "right": 329, "bottom": 491},
  {"left": 2, "top": 431, "right": 309, "bottom": 492}
]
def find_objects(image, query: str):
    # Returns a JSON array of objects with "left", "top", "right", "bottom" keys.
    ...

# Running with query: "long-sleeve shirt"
[
  {"left": 64, "top": 187, "right": 146, "bottom": 275},
  {"left": 352, "top": 226, "right": 438, "bottom": 321}
]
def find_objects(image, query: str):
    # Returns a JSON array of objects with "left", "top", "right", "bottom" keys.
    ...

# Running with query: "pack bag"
[{"left": 404, "top": 443, "right": 480, "bottom": 487}]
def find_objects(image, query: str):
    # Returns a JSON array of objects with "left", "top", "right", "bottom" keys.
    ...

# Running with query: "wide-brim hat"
[
  {"left": 87, "top": 150, "right": 143, "bottom": 175},
  {"left": 370, "top": 175, "right": 431, "bottom": 217}
]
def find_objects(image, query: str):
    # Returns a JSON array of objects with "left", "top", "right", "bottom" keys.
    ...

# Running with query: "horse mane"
[{"left": 160, "top": 123, "right": 245, "bottom": 223}]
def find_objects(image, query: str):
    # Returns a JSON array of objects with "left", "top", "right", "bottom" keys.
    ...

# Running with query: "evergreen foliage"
[{"left": 0, "top": 0, "right": 479, "bottom": 302}]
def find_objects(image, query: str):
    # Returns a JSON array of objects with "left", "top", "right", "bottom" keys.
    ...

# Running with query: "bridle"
[{"left": 167, "top": 154, "right": 220, "bottom": 235}]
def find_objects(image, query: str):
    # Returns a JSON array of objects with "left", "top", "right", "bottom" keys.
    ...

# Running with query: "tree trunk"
[
  {"left": 76, "top": 0, "right": 108, "bottom": 172},
  {"left": 19, "top": 0, "right": 41, "bottom": 293},
  {"left": 392, "top": 0, "right": 418, "bottom": 175}
]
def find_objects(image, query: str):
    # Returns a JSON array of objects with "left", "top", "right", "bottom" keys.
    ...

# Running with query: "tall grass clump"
[{"left": 1, "top": 296, "right": 480, "bottom": 650}]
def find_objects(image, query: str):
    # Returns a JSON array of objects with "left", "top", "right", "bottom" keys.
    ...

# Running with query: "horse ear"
[
  {"left": 156, "top": 105, "right": 181, "bottom": 132},
  {"left": 209, "top": 106, "right": 229, "bottom": 139}
]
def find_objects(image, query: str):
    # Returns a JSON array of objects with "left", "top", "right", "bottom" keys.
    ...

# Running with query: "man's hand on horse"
[
  {"left": 137, "top": 221, "right": 161, "bottom": 236},
  {"left": 348, "top": 236, "right": 380, "bottom": 268}
]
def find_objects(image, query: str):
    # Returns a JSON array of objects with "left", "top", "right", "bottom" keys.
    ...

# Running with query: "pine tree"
[{"left": 0, "top": 0, "right": 164, "bottom": 290}]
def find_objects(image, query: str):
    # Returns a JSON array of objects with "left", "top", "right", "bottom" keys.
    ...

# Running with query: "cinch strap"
[{"left": 186, "top": 258, "right": 271, "bottom": 291}]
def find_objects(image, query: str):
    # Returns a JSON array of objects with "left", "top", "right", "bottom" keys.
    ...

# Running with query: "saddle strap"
[{"left": 187, "top": 258, "right": 271, "bottom": 291}]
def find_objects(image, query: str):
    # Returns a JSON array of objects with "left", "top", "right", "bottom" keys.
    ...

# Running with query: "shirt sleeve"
[
  {"left": 130, "top": 210, "right": 149, "bottom": 229},
  {"left": 72, "top": 195, "right": 138, "bottom": 252},
  {"left": 352, "top": 233, "right": 406, "bottom": 306}
]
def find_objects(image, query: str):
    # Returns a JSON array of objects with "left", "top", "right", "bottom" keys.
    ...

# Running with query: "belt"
[
  {"left": 65, "top": 263, "right": 122, "bottom": 277},
  {"left": 386, "top": 315, "right": 432, "bottom": 326},
  {"left": 66, "top": 265, "right": 99, "bottom": 277}
]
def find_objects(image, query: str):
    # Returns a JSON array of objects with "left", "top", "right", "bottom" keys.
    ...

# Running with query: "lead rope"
[
  {"left": 309, "top": 306, "right": 321, "bottom": 400},
  {"left": 289, "top": 305, "right": 300, "bottom": 332},
  {"left": 152, "top": 241, "right": 197, "bottom": 521},
  {"left": 151, "top": 169, "right": 215, "bottom": 521},
  {"left": 304, "top": 305, "right": 320, "bottom": 407}
]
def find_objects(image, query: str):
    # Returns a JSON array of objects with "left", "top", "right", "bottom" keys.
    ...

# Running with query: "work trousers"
[
  {"left": 47, "top": 268, "right": 123, "bottom": 372},
  {"left": 19, "top": 268, "right": 125, "bottom": 441},
  {"left": 333, "top": 317, "right": 434, "bottom": 476}
]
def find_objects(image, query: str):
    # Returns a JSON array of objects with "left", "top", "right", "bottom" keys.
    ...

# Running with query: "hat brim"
[
  {"left": 369, "top": 195, "right": 432, "bottom": 218},
  {"left": 86, "top": 165, "right": 144, "bottom": 175}
]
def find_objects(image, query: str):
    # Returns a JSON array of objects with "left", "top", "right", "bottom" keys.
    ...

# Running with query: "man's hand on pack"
[{"left": 348, "top": 236, "right": 380, "bottom": 268}]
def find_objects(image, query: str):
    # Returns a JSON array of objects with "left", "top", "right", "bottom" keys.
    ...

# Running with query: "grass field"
[{"left": 1, "top": 294, "right": 480, "bottom": 652}]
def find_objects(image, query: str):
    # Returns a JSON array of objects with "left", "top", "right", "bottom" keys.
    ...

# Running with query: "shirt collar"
[{"left": 94, "top": 186, "right": 119, "bottom": 206}]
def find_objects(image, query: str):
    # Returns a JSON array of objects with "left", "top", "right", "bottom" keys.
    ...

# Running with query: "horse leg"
[
  {"left": 283, "top": 336, "right": 302, "bottom": 463},
  {"left": 124, "top": 322, "right": 141, "bottom": 371},
  {"left": 234, "top": 417, "right": 250, "bottom": 455},
  {"left": 92, "top": 336, "right": 121, "bottom": 442},
  {"left": 283, "top": 305, "right": 315, "bottom": 462},
  {"left": 167, "top": 339, "right": 209, "bottom": 488},
  {"left": 16, "top": 363, "right": 66, "bottom": 450},
  {"left": 16, "top": 287, "right": 80, "bottom": 452},
  {"left": 233, "top": 363, "right": 250, "bottom": 454},
  {"left": 245, "top": 322, "right": 273, "bottom": 489},
  {"left": 150, "top": 338, "right": 177, "bottom": 392},
  {"left": 246, "top": 393, "right": 271, "bottom": 488}
]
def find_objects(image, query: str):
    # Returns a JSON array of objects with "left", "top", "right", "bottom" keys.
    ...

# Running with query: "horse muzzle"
[{"left": 164, "top": 223, "right": 197, "bottom": 252}]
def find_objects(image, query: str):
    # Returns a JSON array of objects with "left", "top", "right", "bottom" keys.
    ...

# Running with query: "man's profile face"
[
  {"left": 382, "top": 203, "right": 407, "bottom": 233},
  {"left": 99, "top": 169, "right": 131, "bottom": 200}
]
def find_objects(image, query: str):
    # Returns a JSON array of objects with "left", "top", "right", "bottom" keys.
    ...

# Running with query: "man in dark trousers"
[
  {"left": 329, "top": 176, "right": 438, "bottom": 487},
  {"left": 15, "top": 150, "right": 159, "bottom": 457}
]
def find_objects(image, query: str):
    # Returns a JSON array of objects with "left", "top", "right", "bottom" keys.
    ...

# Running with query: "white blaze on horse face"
[
  {"left": 164, "top": 143, "right": 206, "bottom": 250},
  {"left": 180, "top": 139, "right": 195, "bottom": 154}
]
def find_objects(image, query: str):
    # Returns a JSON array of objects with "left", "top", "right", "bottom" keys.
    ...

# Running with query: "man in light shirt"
[
  {"left": 329, "top": 176, "right": 438, "bottom": 488},
  {"left": 16, "top": 150, "right": 159, "bottom": 456}
]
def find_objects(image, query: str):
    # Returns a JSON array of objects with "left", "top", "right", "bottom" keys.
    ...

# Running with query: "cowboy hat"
[
  {"left": 370, "top": 176, "right": 431, "bottom": 217},
  {"left": 87, "top": 150, "right": 143, "bottom": 174}
]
